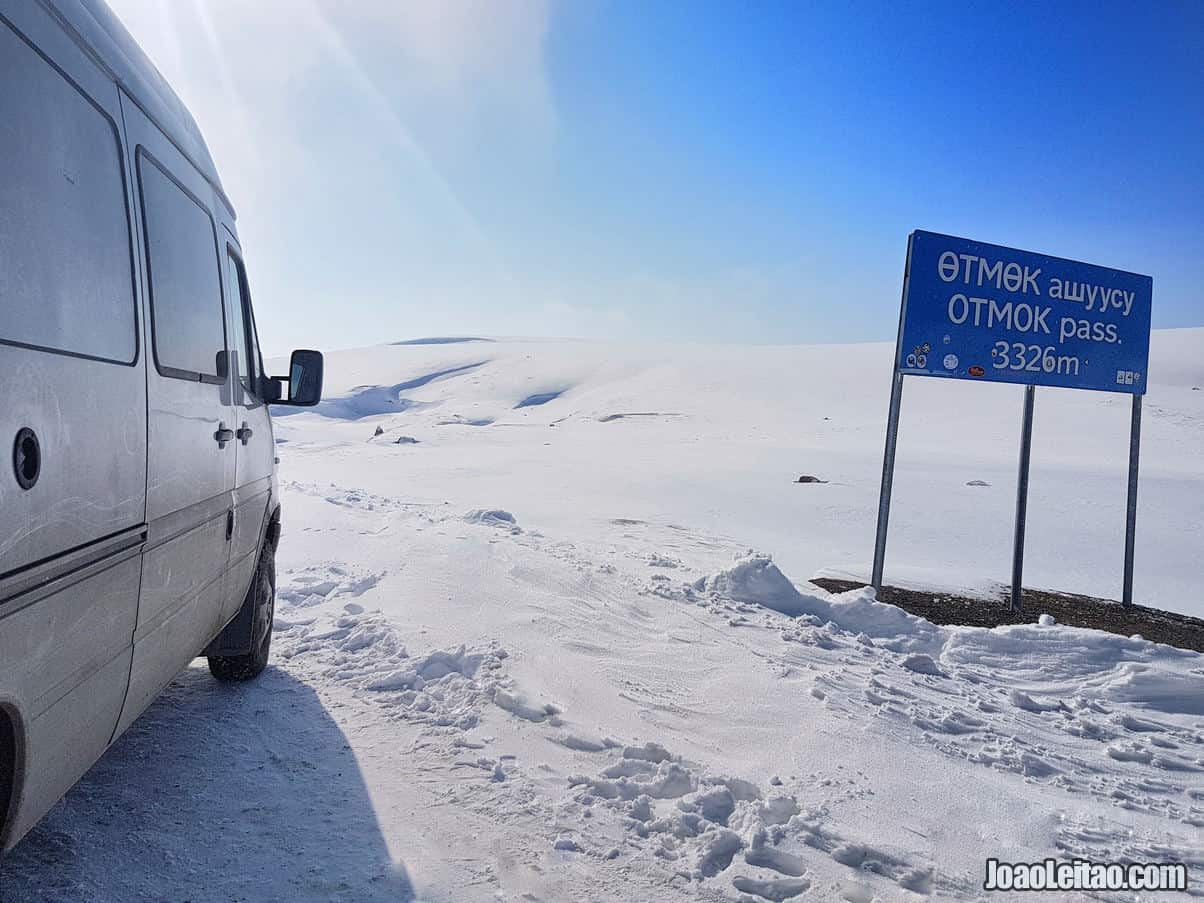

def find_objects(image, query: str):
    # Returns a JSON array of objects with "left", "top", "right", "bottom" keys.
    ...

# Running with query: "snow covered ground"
[{"left": 4, "top": 332, "right": 1203, "bottom": 902}]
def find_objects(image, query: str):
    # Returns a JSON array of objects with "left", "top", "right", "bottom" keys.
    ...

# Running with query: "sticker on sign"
[{"left": 897, "top": 231, "right": 1152, "bottom": 394}]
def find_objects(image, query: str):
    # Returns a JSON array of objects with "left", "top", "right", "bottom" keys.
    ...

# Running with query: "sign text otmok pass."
[{"left": 898, "top": 231, "right": 1153, "bottom": 394}]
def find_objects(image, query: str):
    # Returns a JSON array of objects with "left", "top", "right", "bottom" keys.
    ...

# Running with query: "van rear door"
[{"left": 112, "top": 94, "right": 236, "bottom": 734}]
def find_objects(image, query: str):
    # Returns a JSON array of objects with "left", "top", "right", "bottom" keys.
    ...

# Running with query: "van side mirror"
[{"left": 266, "top": 349, "right": 323, "bottom": 406}]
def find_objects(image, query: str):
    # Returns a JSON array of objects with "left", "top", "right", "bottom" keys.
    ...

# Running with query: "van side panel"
[
  {"left": 0, "top": 3, "right": 146, "bottom": 852},
  {"left": 0, "top": 9, "right": 146, "bottom": 576},
  {"left": 0, "top": 557, "right": 139, "bottom": 849},
  {"left": 113, "top": 93, "right": 235, "bottom": 736},
  {"left": 3, "top": 652, "right": 132, "bottom": 847},
  {"left": 0, "top": 555, "right": 140, "bottom": 722},
  {"left": 113, "top": 519, "right": 226, "bottom": 735}
]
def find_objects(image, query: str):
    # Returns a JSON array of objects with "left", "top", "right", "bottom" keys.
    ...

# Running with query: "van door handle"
[
  {"left": 236, "top": 422, "right": 253, "bottom": 445},
  {"left": 214, "top": 423, "right": 234, "bottom": 448}
]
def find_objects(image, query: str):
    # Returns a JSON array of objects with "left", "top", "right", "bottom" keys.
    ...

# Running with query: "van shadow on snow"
[{"left": 0, "top": 665, "right": 417, "bottom": 902}]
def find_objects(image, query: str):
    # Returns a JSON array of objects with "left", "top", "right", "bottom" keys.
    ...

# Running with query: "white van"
[{"left": 0, "top": 0, "right": 322, "bottom": 852}]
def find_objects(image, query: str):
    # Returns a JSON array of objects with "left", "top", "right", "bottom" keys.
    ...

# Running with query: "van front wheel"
[{"left": 208, "top": 554, "right": 275, "bottom": 682}]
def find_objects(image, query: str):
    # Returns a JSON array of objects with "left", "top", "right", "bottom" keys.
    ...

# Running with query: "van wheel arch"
[
  {"left": 208, "top": 552, "right": 274, "bottom": 682},
  {"left": 265, "top": 504, "right": 281, "bottom": 553},
  {"left": 0, "top": 704, "right": 23, "bottom": 853}
]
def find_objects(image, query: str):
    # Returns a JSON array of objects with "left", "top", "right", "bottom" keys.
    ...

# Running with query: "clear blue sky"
[{"left": 112, "top": 0, "right": 1203, "bottom": 353}]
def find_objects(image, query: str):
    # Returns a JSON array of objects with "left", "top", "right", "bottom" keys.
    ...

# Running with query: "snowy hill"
[
  {"left": 276, "top": 329, "right": 1204, "bottom": 611},
  {"left": 4, "top": 331, "right": 1202, "bottom": 902}
]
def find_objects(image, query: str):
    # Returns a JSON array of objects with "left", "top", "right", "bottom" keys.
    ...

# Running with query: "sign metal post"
[
  {"left": 873, "top": 230, "right": 1152, "bottom": 606},
  {"left": 871, "top": 371, "right": 903, "bottom": 592},
  {"left": 1010, "top": 386, "right": 1036, "bottom": 610},
  {"left": 1122, "top": 395, "right": 1143, "bottom": 606}
]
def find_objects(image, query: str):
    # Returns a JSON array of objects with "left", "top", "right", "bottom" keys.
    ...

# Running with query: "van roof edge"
[{"left": 38, "top": 0, "right": 237, "bottom": 220}]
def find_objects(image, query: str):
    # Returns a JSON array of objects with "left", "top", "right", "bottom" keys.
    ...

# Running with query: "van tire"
[{"left": 208, "top": 553, "right": 275, "bottom": 682}]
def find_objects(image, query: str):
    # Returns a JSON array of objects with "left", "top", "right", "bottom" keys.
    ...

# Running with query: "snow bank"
[
  {"left": 364, "top": 646, "right": 490, "bottom": 692},
  {"left": 697, "top": 554, "right": 1204, "bottom": 696},
  {"left": 695, "top": 553, "right": 944, "bottom": 652},
  {"left": 1102, "top": 663, "right": 1204, "bottom": 716},
  {"left": 693, "top": 553, "right": 827, "bottom": 618},
  {"left": 940, "top": 620, "right": 1195, "bottom": 682},
  {"left": 820, "top": 585, "right": 944, "bottom": 652},
  {"left": 463, "top": 509, "right": 522, "bottom": 533}
]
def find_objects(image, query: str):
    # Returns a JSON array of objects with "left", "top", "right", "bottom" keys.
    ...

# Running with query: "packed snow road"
[{"left": 3, "top": 335, "right": 1202, "bottom": 902}]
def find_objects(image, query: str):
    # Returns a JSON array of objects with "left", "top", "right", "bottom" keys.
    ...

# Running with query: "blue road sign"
[{"left": 898, "top": 231, "right": 1153, "bottom": 394}]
